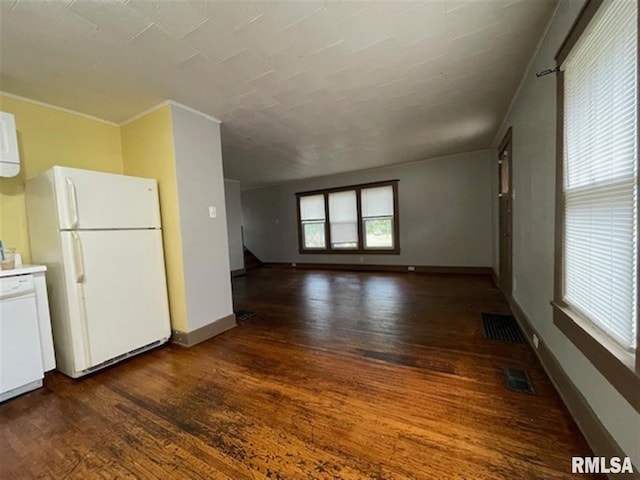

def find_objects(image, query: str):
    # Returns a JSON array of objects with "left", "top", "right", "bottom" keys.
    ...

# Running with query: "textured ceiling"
[{"left": 0, "top": 0, "right": 557, "bottom": 186}]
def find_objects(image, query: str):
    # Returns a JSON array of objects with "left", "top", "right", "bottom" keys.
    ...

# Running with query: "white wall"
[
  {"left": 171, "top": 104, "right": 234, "bottom": 332},
  {"left": 242, "top": 150, "right": 493, "bottom": 267},
  {"left": 491, "top": 0, "right": 640, "bottom": 466},
  {"left": 224, "top": 179, "right": 244, "bottom": 272}
]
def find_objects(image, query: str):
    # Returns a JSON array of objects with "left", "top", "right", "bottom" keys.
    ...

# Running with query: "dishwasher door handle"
[{"left": 0, "top": 290, "right": 36, "bottom": 302}]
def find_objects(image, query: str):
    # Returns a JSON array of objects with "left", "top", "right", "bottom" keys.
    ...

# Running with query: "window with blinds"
[
  {"left": 299, "top": 194, "right": 326, "bottom": 249},
  {"left": 362, "top": 185, "right": 395, "bottom": 249},
  {"left": 329, "top": 190, "right": 358, "bottom": 249},
  {"left": 297, "top": 181, "right": 399, "bottom": 254},
  {"left": 561, "top": 0, "right": 637, "bottom": 352}
]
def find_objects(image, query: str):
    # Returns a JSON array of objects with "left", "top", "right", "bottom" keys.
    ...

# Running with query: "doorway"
[{"left": 498, "top": 128, "right": 513, "bottom": 296}]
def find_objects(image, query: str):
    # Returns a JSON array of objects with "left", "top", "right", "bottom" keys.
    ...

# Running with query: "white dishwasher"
[{"left": 0, "top": 274, "right": 45, "bottom": 402}]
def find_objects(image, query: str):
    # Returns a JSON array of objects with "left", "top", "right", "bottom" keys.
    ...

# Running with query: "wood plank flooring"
[{"left": 1, "top": 268, "right": 601, "bottom": 479}]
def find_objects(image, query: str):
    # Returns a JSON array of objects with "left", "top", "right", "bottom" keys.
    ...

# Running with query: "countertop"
[{"left": 0, "top": 265, "right": 47, "bottom": 278}]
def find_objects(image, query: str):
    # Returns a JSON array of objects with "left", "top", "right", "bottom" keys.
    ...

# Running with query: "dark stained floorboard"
[{"left": 0, "top": 268, "right": 601, "bottom": 479}]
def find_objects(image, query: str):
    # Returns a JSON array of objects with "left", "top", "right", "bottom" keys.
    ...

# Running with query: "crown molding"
[
  {"left": 120, "top": 100, "right": 222, "bottom": 126},
  {"left": 0, "top": 91, "right": 119, "bottom": 126}
]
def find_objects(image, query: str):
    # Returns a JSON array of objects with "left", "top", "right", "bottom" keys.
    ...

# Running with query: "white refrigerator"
[{"left": 25, "top": 166, "right": 171, "bottom": 378}]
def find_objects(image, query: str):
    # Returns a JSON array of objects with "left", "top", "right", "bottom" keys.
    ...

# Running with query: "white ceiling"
[{"left": 0, "top": 0, "right": 557, "bottom": 187}]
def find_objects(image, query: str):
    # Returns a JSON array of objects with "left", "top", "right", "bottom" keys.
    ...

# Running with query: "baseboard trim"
[
  {"left": 171, "top": 314, "right": 237, "bottom": 347},
  {"left": 231, "top": 268, "right": 247, "bottom": 277},
  {"left": 508, "top": 297, "right": 639, "bottom": 479},
  {"left": 264, "top": 262, "right": 492, "bottom": 275}
]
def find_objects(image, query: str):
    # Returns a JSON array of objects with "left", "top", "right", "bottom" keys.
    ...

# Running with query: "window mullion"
[
  {"left": 392, "top": 181, "right": 399, "bottom": 251},
  {"left": 324, "top": 192, "right": 331, "bottom": 253},
  {"left": 356, "top": 187, "right": 363, "bottom": 252}
]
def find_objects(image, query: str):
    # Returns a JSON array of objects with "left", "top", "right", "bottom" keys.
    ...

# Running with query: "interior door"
[
  {"left": 53, "top": 166, "right": 161, "bottom": 230},
  {"left": 498, "top": 129, "right": 513, "bottom": 296},
  {"left": 61, "top": 229, "right": 170, "bottom": 368}
]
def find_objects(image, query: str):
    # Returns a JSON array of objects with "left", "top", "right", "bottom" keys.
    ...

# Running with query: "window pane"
[
  {"left": 565, "top": 182, "right": 635, "bottom": 349},
  {"left": 300, "top": 195, "right": 325, "bottom": 221},
  {"left": 303, "top": 222, "right": 325, "bottom": 249},
  {"left": 362, "top": 186, "right": 393, "bottom": 218},
  {"left": 329, "top": 190, "right": 358, "bottom": 249},
  {"left": 364, "top": 218, "right": 393, "bottom": 248},
  {"left": 564, "top": 1, "right": 637, "bottom": 191},
  {"left": 499, "top": 154, "right": 509, "bottom": 195}
]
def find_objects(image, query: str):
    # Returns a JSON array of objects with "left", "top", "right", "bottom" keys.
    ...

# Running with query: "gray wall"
[
  {"left": 171, "top": 104, "right": 234, "bottom": 332},
  {"left": 242, "top": 150, "right": 492, "bottom": 267},
  {"left": 491, "top": 0, "right": 639, "bottom": 466},
  {"left": 224, "top": 179, "right": 244, "bottom": 272}
]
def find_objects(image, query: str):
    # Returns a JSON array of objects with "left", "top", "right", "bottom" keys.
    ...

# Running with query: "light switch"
[{"left": 209, "top": 206, "right": 217, "bottom": 218}]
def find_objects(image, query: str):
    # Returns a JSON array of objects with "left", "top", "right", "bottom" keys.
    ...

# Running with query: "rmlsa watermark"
[{"left": 572, "top": 457, "right": 635, "bottom": 474}]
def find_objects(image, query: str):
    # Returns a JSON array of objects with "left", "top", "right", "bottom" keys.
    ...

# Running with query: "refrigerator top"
[{"left": 41, "top": 166, "right": 162, "bottom": 230}]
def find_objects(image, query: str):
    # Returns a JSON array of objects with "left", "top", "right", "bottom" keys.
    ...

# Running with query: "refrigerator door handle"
[
  {"left": 71, "top": 231, "right": 85, "bottom": 283},
  {"left": 65, "top": 177, "right": 80, "bottom": 229}
]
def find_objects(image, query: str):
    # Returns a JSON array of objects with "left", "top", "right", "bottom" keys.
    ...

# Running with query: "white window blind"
[
  {"left": 362, "top": 186, "right": 394, "bottom": 218},
  {"left": 362, "top": 185, "right": 395, "bottom": 249},
  {"left": 300, "top": 195, "right": 325, "bottom": 221},
  {"left": 562, "top": 0, "right": 637, "bottom": 351},
  {"left": 329, "top": 190, "right": 358, "bottom": 248}
]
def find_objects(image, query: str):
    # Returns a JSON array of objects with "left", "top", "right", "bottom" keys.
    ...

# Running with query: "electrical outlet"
[
  {"left": 292, "top": 263, "right": 296, "bottom": 268},
  {"left": 533, "top": 334, "right": 539, "bottom": 349},
  {"left": 359, "top": 256, "right": 364, "bottom": 263},
  {"left": 208, "top": 206, "right": 217, "bottom": 218},
  {"left": 408, "top": 266, "right": 415, "bottom": 272}
]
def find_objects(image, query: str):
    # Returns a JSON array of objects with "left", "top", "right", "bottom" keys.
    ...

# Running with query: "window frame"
[
  {"left": 296, "top": 180, "right": 400, "bottom": 255},
  {"left": 552, "top": 0, "right": 640, "bottom": 412}
]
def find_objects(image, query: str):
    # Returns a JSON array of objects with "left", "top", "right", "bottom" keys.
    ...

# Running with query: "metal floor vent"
[
  {"left": 503, "top": 368, "right": 535, "bottom": 395},
  {"left": 235, "top": 310, "right": 256, "bottom": 322},
  {"left": 482, "top": 313, "right": 526, "bottom": 344}
]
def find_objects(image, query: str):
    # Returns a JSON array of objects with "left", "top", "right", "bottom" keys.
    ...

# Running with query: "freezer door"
[
  {"left": 53, "top": 166, "right": 161, "bottom": 230},
  {"left": 60, "top": 229, "right": 171, "bottom": 369}
]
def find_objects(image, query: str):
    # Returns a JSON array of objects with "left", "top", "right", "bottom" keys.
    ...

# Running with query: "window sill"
[
  {"left": 552, "top": 301, "right": 640, "bottom": 413},
  {"left": 299, "top": 248, "right": 401, "bottom": 255}
]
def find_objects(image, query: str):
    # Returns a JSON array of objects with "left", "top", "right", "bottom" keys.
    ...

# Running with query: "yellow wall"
[
  {"left": 121, "top": 106, "right": 188, "bottom": 331},
  {"left": 0, "top": 94, "right": 188, "bottom": 331},
  {"left": 0, "top": 94, "right": 123, "bottom": 262}
]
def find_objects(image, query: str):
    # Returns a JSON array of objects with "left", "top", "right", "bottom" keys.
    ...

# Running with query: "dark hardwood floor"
[{"left": 1, "top": 268, "right": 600, "bottom": 479}]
